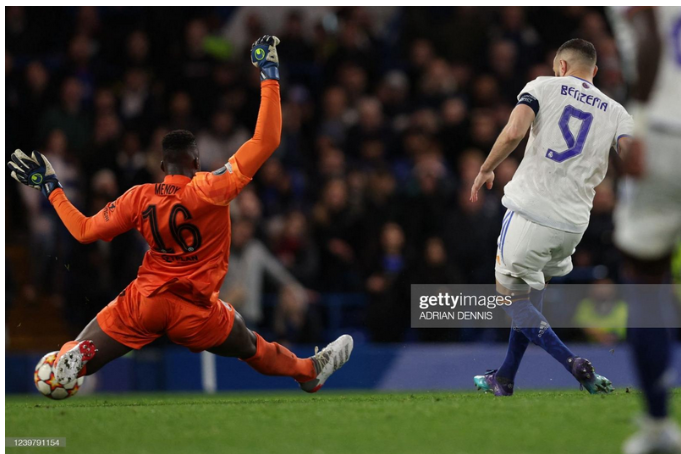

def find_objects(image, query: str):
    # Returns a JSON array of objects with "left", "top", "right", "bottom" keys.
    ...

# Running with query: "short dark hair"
[
  {"left": 162, "top": 130, "right": 197, "bottom": 164},
  {"left": 557, "top": 38, "right": 597, "bottom": 65}
]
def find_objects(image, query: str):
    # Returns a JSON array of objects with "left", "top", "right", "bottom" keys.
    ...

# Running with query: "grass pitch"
[{"left": 6, "top": 389, "right": 676, "bottom": 454}]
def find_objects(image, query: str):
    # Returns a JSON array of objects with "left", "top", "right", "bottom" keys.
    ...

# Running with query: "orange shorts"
[{"left": 97, "top": 281, "right": 235, "bottom": 353}]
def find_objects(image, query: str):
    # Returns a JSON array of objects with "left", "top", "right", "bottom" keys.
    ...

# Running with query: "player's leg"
[
  {"left": 55, "top": 282, "right": 160, "bottom": 384},
  {"left": 207, "top": 308, "right": 353, "bottom": 393},
  {"left": 495, "top": 283, "right": 547, "bottom": 383},
  {"left": 494, "top": 273, "right": 612, "bottom": 394},
  {"left": 615, "top": 135, "right": 681, "bottom": 452},
  {"left": 496, "top": 275, "right": 574, "bottom": 366},
  {"left": 54, "top": 317, "right": 132, "bottom": 383},
  {"left": 480, "top": 213, "right": 612, "bottom": 394},
  {"left": 623, "top": 254, "right": 674, "bottom": 415},
  {"left": 208, "top": 310, "right": 314, "bottom": 381},
  {"left": 476, "top": 211, "right": 536, "bottom": 395},
  {"left": 476, "top": 212, "right": 557, "bottom": 395},
  {"left": 475, "top": 285, "right": 547, "bottom": 394},
  {"left": 207, "top": 310, "right": 257, "bottom": 357},
  {"left": 615, "top": 147, "right": 681, "bottom": 418}
]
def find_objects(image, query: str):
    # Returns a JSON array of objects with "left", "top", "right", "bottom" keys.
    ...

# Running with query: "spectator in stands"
[
  {"left": 366, "top": 222, "right": 412, "bottom": 342},
  {"left": 196, "top": 109, "right": 249, "bottom": 171},
  {"left": 221, "top": 218, "right": 308, "bottom": 330},
  {"left": 39, "top": 77, "right": 91, "bottom": 152},
  {"left": 313, "top": 178, "right": 361, "bottom": 291},
  {"left": 574, "top": 279, "right": 627, "bottom": 345},
  {"left": 416, "top": 237, "right": 463, "bottom": 342},
  {"left": 272, "top": 210, "right": 319, "bottom": 287},
  {"left": 119, "top": 68, "right": 154, "bottom": 132}
]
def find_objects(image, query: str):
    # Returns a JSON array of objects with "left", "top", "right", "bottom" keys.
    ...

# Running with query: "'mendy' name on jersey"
[{"left": 155, "top": 183, "right": 181, "bottom": 196}]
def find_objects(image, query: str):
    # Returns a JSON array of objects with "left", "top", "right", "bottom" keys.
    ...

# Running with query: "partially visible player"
[
  {"left": 8, "top": 36, "right": 353, "bottom": 394},
  {"left": 469, "top": 39, "right": 630, "bottom": 396},
  {"left": 610, "top": 6, "right": 681, "bottom": 454}
]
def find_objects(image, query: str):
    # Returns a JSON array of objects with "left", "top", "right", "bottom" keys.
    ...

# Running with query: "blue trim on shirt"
[
  {"left": 570, "top": 75, "right": 592, "bottom": 84},
  {"left": 616, "top": 134, "right": 633, "bottom": 154}
]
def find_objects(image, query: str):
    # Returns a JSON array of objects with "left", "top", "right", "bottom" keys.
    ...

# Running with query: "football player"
[
  {"left": 8, "top": 36, "right": 353, "bottom": 394},
  {"left": 469, "top": 39, "right": 630, "bottom": 396},
  {"left": 610, "top": 6, "right": 681, "bottom": 453}
]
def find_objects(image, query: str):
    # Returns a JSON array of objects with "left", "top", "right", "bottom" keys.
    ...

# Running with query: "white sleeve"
[{"left": 613, "top": 109, "right": 634, "bottom": 152}]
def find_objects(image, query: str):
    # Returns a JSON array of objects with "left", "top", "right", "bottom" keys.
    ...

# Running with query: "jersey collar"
[
  {"left": 163, "top": 174, "right": 192, "bottom": 185},
  {"left": 570, "top": 75, "right": 592, "bottom": 85}
]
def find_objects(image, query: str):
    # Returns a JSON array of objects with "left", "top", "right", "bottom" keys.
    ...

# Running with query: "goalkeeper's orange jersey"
[
  {"left": 48, "top": 80, "right": 281, "bottom": 306},
  {"left": 50, "top": 160, "right": 250, "bottom": 306}
]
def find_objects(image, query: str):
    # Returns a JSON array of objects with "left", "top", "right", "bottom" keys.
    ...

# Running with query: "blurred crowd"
[{"left": 6, "top": 6, "right": 632, "bottom": 344}]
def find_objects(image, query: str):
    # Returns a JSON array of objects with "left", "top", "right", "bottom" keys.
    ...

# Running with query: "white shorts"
[
  {"left": 614, "top": 131, "right": 681, "bottom": 260},
  {"left": 495, "top": 210, "right": 583, "bottom": 290}
]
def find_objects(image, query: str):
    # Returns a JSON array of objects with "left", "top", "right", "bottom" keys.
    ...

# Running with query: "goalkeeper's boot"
[
  {"left": 624, "top": 416, "right": 681, "bottom": 454},
  {"left": 474, "top": 369, "right": 514, "bottom": 396},
  {"left": 55, "top": 340, "right": 97, "bottom": 384},
  {"left": 569, "top": 357, "right": 614, "bottom": 394},
  {"left": 299, "top": 335, "right": 353, "bottom": 393}
]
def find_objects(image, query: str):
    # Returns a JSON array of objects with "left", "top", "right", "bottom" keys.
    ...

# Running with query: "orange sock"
[
  {"left": 242, "top": 333, "right": 316, "bottom": 382},
  {"left": 55, "top": 341, "right": 88, "bottom": 377}
]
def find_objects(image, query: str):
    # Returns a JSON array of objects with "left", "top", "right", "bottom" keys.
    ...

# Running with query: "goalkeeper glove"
[
  {"left": 7, "top": 149, "right": 62, "bottom": 198},
  {"left": 251, "top": 35, "right": 280, "bottom": 81}
]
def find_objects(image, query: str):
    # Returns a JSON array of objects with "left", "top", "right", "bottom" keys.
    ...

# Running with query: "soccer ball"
[{"left": 34, "top": 351, "right": 84, "bottom": 400}]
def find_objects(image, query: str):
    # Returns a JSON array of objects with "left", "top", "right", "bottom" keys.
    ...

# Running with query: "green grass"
[{"left": 5, "top": 389, "right": 677, "bottom": 454}]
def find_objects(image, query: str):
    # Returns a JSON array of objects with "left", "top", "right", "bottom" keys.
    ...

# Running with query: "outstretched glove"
[
  {"left": 251, "top": 35, "right": 280, "bottom": 81},
  {"left": 7, "top": 149, "right": 62, "bottom": 198}
]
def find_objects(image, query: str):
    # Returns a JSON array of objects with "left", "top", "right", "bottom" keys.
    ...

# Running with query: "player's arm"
[
  {"left": 233, "top": 35, "right": 282, "bottom": 178},
  {"left": 191, "top": 36, "right": 282, "bottom": 206},
  {"left": 470, "top": 104, "right": 535, "bottom": 202},
  {"left": 619, "top": 7, "right": 660, "bottom": 177},
  {"left": 49, "top": 189, "right": 138, "bottom": 243},
  {"left": 7, "top": 149, "right": 136, "bottom": 243},
  {"left": 629, "top": 7, "right": 661, "bottom": 103},
  {"left": 616, "top": 134, "right": 643, "bottom": 177}
]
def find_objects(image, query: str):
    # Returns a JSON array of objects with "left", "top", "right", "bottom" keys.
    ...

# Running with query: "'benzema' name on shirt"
[{"left": 560, "top": 85, "right": 608, "bottom": 112}]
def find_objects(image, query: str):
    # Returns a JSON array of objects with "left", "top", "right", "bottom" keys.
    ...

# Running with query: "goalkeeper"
[{"left": 8, "top": 35, "right": 353, "bottom": 394}]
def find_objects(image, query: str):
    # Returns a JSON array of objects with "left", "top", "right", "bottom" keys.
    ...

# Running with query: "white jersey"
[
  {"left": 502, "top": 76, "right": 633, "bottom": 233},
  {"left": 609, "top": 6, "right": 681, "bottom": 260},
  {"left": 609, "top": 6, "right": 681, "bottom": 133}
]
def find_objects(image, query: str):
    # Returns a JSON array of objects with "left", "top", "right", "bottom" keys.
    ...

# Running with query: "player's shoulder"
[
  {"left": 524, "top": 76, "right": 554, "bottom": 90},
  {"left": 184, "top": 171, "right": 215, "bottom": 197},
  {"left": 532, "top": 76, "right": 554, "bottom": 84},
  {"left": 188, "top": 162, "right": 242, "bottom": 187},
  {"left": 590, "top": 83, "right": 630, "bottom": 117},
  {"left": 105, "top": 184, "right": 150, "bottom": 220},
  {"left": 606, "top": 96, "right": 628, "bottom": 116},
  {"left": 119, "top": 183, "right": 148, "bottom": 199},
  {"left": 186, "top": 171, "right": 212, "bottom": 187},
  {"left": 588, "top": 84, "right": 628, "bottom": 116}
]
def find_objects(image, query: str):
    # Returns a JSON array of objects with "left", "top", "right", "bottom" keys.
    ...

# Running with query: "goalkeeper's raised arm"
[
  {"left": 231, "top": 35, "right": 282, "bottom": 178},
  {"left": 7, "top": 35, "right": 284, "bottom": 244}
]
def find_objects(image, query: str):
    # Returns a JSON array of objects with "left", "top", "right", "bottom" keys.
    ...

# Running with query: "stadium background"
[{"left": 6, "top": 6, "right": 679, "bottom": 393}]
